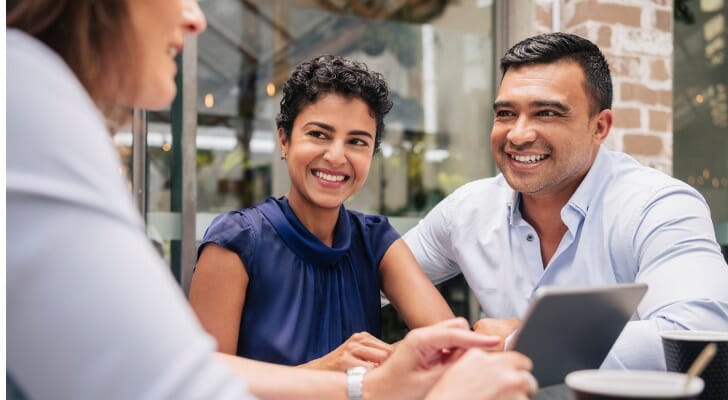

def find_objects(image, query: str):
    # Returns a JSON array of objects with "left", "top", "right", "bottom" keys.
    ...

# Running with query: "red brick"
[
  {"left": 535, "top": 3, "right": 551, "bottom": 28},
  {"left": 649, "top": 109, "right": 672, "bottom": 132},
  {"left": 623, "top": 134, "right": 664, "bottom": 156},
  {"left": 655, "top": 10, "right": 672, "bottom": 32},
  {"left": 620, "top": 83, "right": 672, "bottom": 108},
  {"left": 650, "top": 59, "right": 670, "bottom": 81},
  {"left": 610, "top": 55, "right": 641, "bottom": 79},
  {"left": 571, "top": 2, "right": 641, "bottom": 27},
  {"left": 613, "top": 107, "right": 642, "bottom": 129},
  {"left": 596, "top": 25, "right": 612, "bottom": 49}
]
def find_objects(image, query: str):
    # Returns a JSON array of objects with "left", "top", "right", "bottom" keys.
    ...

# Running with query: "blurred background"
[{"left": 112, "top": 0, "right": 727, "bottom": 341}]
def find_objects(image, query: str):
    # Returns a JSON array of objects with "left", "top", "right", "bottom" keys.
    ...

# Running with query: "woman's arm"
[
  {"left": 189, "top": 243, "right": 249, "bottom": 354},
  {"left": 379, "top": 239, "right": 455, "bottom": 328}
]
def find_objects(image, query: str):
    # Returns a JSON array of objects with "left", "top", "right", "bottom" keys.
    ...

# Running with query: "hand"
[
  {"left": 300, "top": 332, "right": 393, "bottom": 371},
  {"left": 473, "top": 317, "right": 521, "bottom": 351},
  {"left": 363, "top": 318, "right": 502, "bottom": 400},
  {"left": 425, "top": 349, "right": 537, "bottom": 400}
]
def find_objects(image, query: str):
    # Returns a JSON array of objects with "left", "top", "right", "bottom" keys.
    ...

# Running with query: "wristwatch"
[{"left": 346, "top": 366, "right": 368, "bottom": 400}]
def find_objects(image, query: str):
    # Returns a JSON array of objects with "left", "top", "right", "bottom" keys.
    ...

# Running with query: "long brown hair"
[{"left": 7, "top": 0, "right": 137, "bottom": 128}]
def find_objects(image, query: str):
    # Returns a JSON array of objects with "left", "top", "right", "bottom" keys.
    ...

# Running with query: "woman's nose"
[
  {"left": 323, "top": 142, "right": 346, "bottom": 166},
  {"left": 182, "top": 0, "right": 207, "bottom": 35}
]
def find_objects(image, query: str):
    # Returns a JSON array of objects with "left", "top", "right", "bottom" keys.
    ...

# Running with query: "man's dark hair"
[
  {"left": 500, "top": 32, "right": 613, "bottom": 114},
  {"left": 276, "top": 55, "right": 393, "bottom": 153}
]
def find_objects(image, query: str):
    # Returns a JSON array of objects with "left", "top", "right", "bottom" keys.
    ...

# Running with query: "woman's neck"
[{"left": 284, "top": 192, "right": 340, "bottom": 247}]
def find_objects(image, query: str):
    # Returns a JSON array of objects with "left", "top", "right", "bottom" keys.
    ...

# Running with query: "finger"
[
  {"left": 351, "top": 345, "right": 392, "bottom": 364},
  {"left": 351, "top": 332, "right": 394, "bottom": 352},
  {"left": 488, "top": 351, "right": 533, "bottom": 372},
  {"left": 408, "top": 325, "right": 502, "bottom": 355},
  {"left": 521, "top": 370, "right": 539, "bottom": 397}
]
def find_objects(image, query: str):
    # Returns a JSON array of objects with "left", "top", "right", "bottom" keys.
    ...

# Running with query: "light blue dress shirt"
[{"left": 404, "top": 146, "right": 728, "bottom": 370}]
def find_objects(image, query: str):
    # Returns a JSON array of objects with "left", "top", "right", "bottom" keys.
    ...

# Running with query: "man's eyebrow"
[
  {"left": 530, "top": 100, "right": 570, "bottom": 113},
  {"left": 493, "top": 101, "right": 513, "bottom": 110},
  {"left": 492, "top": 100, "right": 571, "bottom": 113}
]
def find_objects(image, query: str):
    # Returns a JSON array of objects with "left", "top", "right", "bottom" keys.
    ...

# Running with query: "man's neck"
[{"left": 520, "top": 192, "right": 571, "bottom": 268}]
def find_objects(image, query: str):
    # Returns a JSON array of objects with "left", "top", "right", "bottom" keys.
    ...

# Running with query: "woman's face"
[
  {"left": 123, "top": 0, "right": 206, "bottom": 109},
  {"left": 280, "top": 93, "right": 377, "bottom": 213}
]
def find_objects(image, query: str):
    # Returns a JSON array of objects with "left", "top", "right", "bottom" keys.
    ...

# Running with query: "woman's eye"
[
  {"left": 350, "top": 138, "right": 370, "bottom": 146},
  {"left": 308, "top": 131, "right": 327, "bottom": 139}
]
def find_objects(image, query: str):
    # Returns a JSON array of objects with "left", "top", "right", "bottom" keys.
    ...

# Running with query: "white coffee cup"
[{"left": 566, "top": 369, "right": 704, "bottom": 399}]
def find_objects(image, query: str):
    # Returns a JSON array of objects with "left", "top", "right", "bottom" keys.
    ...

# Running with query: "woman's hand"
[
  {"left": 299, "top": 331, "right": 393, "bottom": 371},
  {"left": 426, "top": 349, "right": 537, "bottom": 400}
]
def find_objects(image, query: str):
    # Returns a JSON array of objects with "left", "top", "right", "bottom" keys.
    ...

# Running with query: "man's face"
[{"left": 490, "top": 59, "right": 611, "bottom": 199}]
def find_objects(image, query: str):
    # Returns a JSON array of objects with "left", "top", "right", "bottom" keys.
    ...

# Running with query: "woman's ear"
[{"left": 278, "top": 128, "right": 288, "bottom": 159}]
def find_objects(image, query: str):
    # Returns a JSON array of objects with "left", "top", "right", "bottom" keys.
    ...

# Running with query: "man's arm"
[
  {"left": 403, "top": 196, "right": 461, "bottom": 284},
  {"left": 605, "top": 187, "right": 728, "bottom": 369}
]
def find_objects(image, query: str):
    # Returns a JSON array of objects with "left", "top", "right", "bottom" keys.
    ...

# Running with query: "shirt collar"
[
  {"left": 504, "top": 145, "right": 608, "bottom": 225},
  {"left": 566, "top": 145, "right": 608, "bottom": 217}
]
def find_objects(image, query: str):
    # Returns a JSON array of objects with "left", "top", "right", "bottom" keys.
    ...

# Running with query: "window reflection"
[{"left": 195, "top": 0, "right": 495, "bottom": 219}]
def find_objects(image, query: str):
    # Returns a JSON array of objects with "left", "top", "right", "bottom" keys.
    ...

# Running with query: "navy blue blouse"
[{"left": 198, "top": 196, "right": 400, "bottom": 366}]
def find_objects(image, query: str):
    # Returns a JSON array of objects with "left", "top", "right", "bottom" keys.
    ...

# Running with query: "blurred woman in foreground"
[{"left": 6, "top": 1, "right": 535, "bottom": 399}]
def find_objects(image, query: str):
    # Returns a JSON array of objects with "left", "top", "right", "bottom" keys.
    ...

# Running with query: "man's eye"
[
  {"left": 538, "top": 110, "right": 559, "bottom": 117},
  {"left": 495, "top": 110, "right": 515, "bottom": 117}
]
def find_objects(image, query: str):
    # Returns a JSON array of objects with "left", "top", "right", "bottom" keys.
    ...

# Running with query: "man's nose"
[
  {"left": 182, "top": 0, "right": 207, "bottom": 35},
  {"left": 506, "top": 117, "right": 537, "bottom": 146}
]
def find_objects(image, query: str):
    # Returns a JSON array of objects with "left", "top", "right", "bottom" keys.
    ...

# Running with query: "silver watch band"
[{"left": 346, "top": 366, "right": 367, "bottom": 400}]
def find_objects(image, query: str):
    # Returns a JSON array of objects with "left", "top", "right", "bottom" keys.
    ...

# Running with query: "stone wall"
[{"left": 520, "top": 0, "right": 675, "bottom": 174}]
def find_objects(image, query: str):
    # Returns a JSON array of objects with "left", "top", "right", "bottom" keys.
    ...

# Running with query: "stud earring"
[{"left": 280, "top": 154, "right": 286, "bottom": 160}]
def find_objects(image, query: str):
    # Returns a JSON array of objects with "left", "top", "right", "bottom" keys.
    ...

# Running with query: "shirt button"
[{"left": 526, "top": 234, "right": 534, "bottom": 242}]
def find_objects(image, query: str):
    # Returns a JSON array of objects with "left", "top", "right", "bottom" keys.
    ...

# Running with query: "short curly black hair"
[
  {"left": 276, "top": 55, "right": 393, "bottom": 153},
  {"left": 500, "top": 32, "right": 612, "bottom": 115}
]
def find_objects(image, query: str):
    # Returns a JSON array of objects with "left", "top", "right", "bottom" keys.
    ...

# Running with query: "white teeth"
[
  {"left": 168, "top": 46, "right": 178, "bottom": 58},
  {"left": 314, "top": 171, "right": 345, "bottom": 182},
  {"left": 511, "top": 154, "right": 547, "bottom": 163}
]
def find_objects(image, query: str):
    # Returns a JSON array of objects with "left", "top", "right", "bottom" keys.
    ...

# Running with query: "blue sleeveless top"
[{"left": 198, "top": 196, "right": 400, "bottom": 366}]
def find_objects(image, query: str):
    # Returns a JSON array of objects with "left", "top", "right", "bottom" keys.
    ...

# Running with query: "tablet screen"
[{"left": 511, "top": 283, "right": 648, "bottom": 386}]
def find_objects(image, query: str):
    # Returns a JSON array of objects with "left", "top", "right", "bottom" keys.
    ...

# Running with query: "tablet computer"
[{"left": 510, "top": 283, "right": 648, "bottom": 387}]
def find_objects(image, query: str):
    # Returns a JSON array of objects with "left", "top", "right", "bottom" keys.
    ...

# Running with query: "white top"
[
  {"left": 404, "top": 146, "right": 728, "bottom": 370},
  {"left": 6, "top": 30, "right": 255, "bottom": 399}
]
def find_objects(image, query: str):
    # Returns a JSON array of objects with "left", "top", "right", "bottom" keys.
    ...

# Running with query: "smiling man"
[{"left": 404, "top": 32, "right": 728, "bottom": 370}]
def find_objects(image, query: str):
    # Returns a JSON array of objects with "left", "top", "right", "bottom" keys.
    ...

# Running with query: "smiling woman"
[{"left": 189, "top": 55, "right": 455, "bottom": 371}]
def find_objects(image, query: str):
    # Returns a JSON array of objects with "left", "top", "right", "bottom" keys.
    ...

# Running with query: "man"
[{"left": 404, "top": 32, "right": 728, "bottom": 370}]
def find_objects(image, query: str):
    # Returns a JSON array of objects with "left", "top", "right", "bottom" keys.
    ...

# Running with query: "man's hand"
[
  {"left": 473, "top": 317, "right": 521, "bottom": 351},
  {"left": 299, "top": 332, "right": 392, "bottom": 371},
  {"left": 363, "top": 318, "right": 503, "bottom": 400}
]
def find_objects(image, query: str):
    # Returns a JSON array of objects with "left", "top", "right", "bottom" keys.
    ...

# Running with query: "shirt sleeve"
[
  {"left": 604, "top": 186, "right": 728, "bottom": 370},
  {"left": 403, "top": 194, "right": 462, "bottom": 284},
  {"left": 198, "top": 211, "right": 257, "bottom": 270},
  {"left": 363, "top": 214, "right": 402, "bottom": 266}
]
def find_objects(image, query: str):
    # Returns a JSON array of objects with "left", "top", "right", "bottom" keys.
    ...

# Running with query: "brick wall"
[{"left": 525, "top": 0, "right": 675, "bottom": 174}]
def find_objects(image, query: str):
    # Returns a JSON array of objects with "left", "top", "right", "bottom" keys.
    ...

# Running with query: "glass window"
[
  {"left": 193, "top": 0, "right": 497, "bottom": 337},
  {"left": 674, "top": 0, "right": 728, "bottom": 259}
]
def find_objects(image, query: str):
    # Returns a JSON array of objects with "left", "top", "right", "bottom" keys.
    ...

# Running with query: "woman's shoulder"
[
  {"left": 203, "top": 207, "right": 263, "bottom": 242},
  {"left": 344, "top": 208, "right": 392, "bottom": 228}
]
